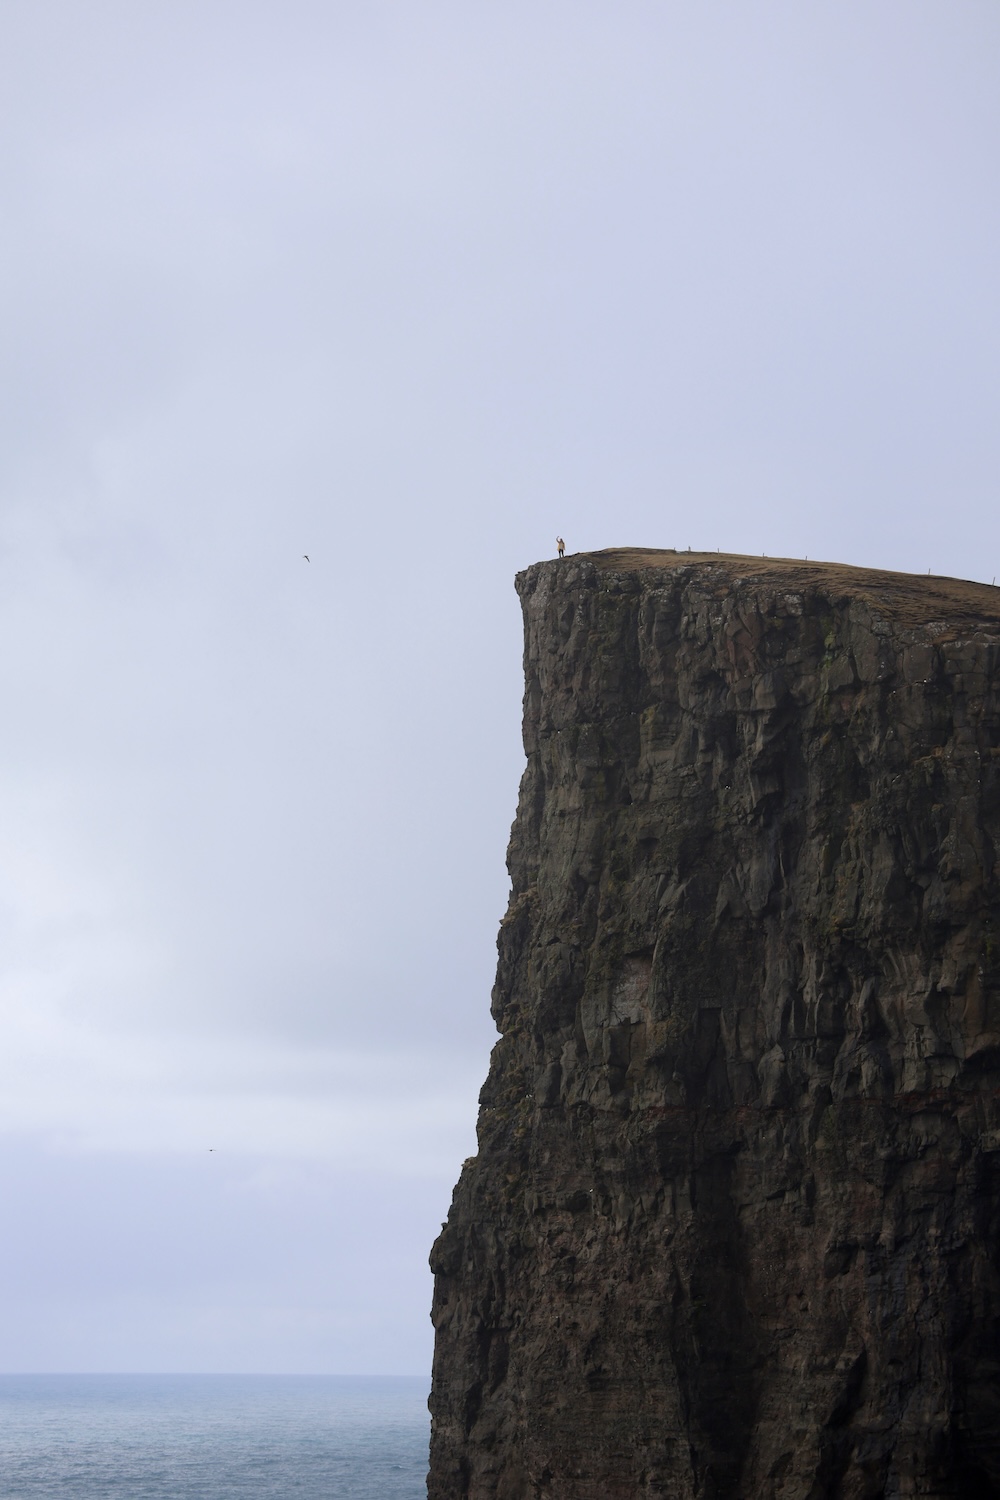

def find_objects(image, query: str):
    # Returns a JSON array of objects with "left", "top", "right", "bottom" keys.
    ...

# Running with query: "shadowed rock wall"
[{"left": 429, "top": 549, "right": 1000, "bottom": 1499}]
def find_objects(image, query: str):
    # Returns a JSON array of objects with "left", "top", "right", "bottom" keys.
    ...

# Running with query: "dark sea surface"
[{"left": 0, "top": 1375, "right": 429, "bottom": 1498}]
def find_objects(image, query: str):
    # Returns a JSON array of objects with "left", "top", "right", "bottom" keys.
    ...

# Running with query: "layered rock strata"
[{"left": 429, "top": 549, "right": 1000, "bottom": 1499}]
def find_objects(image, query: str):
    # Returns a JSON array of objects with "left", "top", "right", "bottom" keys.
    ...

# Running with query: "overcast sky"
[{"left": 1, "top": 0, "right": 998, "bottom": 1374}]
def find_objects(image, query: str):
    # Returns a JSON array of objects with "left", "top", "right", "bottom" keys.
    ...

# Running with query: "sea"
[{"left": 0, "top": 1375, "right": 429, "bottom": 1499}]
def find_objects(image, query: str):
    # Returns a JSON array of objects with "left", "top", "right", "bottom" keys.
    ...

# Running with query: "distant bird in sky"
[{"left": 303, "top": 554, "right": 310, "bottom": 562}]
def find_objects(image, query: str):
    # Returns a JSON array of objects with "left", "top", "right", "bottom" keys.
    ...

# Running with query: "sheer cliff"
[{"left": 429, "top": 549, "right": 1000, "bottom": 1499}]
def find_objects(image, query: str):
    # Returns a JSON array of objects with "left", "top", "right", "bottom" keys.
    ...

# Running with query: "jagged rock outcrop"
[{"left": 429, "top": 549, "right": 1000, "bottom": 1500}]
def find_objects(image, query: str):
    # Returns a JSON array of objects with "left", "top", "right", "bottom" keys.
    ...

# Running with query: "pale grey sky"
[{"left": 1, "top": 0, "right": 998, "bottom": 1372}]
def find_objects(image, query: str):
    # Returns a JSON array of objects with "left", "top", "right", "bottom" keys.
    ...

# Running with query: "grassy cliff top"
[{"left": 548, "top": 547, "right": 1000, "bottom": 631}]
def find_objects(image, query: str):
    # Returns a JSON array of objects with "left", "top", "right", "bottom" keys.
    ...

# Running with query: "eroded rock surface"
[{"left": 429, "top": 550, "right": 1000, "bottom": 1499}]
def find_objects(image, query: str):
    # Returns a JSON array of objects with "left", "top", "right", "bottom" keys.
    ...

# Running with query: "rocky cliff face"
[{"left": 429, "top": 549, "right": 1000, "bottom": 1500}]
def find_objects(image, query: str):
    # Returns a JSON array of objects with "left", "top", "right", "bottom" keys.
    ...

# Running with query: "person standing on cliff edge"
[{"left": 556, "top": 536, "right": 565, "bottom": 558}]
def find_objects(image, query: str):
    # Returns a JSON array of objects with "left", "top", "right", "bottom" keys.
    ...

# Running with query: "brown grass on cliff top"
[{"left": 575, "top": 547, "right": 1000, "bottom": 632}]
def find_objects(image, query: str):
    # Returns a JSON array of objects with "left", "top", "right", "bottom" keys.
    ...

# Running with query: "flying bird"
[{"left": 303, "top": 554, "right": 310, "bottom": 562}]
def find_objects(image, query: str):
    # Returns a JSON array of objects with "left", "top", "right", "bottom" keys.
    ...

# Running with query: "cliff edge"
[{"left": 429, "top": 548, "right": 1000, "bottom": 1499}]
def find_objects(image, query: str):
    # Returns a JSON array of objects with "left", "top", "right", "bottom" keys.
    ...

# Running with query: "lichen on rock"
[{"left": 429, "top": 549, "right": 1000, "bottom": 1499}]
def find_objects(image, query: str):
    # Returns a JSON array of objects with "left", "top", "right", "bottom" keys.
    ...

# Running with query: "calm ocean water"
[{"left": 0, "top": 1375, "right": 429, "bottom": 1499}]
